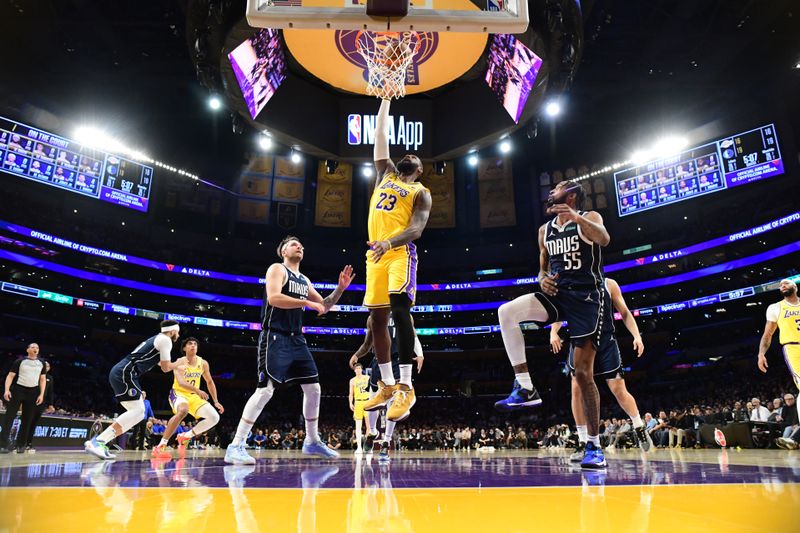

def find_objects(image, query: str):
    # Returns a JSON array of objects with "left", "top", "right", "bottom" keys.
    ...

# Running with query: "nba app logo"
[{"left": 348, "top": 114, "right": 361, "bottom": 145}]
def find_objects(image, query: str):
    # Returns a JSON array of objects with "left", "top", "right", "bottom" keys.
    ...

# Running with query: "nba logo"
[{"left": 348, "top": 114, "right": 361, "bottom": 145}]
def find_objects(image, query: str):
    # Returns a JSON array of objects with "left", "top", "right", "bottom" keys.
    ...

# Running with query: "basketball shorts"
[
  {"left": 364, "top": 244, "right": 418, "bottom": 308},
  {"left": 783, "top": 343, "right": 800, "bottom": 389},
  {"left": 109, "top": 360, "right": 143, "bottom": 401},
  {"left": 257, "top": 330, "right": 319, "bottom": 388},
  {"left": 535, "top": 284, "right": 614, "bottom": 348},
  {"left": 169, "top": 389, "right": 209, "bottom": 418},
  {"left": 353, "top": 399, "right": 368, "bottom": 421},
  {"left": 368, "top": 353, "right": 401, "bottom": 390},
  {"left": 567, "top": 330, "right": 623, "bottom": 379}
]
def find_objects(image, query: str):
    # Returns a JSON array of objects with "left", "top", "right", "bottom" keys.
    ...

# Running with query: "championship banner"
[
  {"left": 274, "top": 156, "right": 305, "bottom": 179},
  {"left": 315, "top": 161, "right": 352, "bottom": 227},
  {"left": 421, "top": 163, "right": 455, "bottom": 228},
  {"left": 478, "top": 157, "right": 516, "bottom": 228},
  {"left": 237, "top": 199, "right": 271, "bottom": 224},
  {"left": 237, "top": 154, "right": 274, "bottom": 223}
]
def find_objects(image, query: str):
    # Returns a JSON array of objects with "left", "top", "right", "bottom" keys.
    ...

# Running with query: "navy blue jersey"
[
  {"left": 543, "top": 213, "right": 604, "bottom": 288},
  {"left": 122, "top": 334, "right": 167, "bottom": 377},
  {"left": 262, "top": 265, "right": 309, "bottom": 333}
]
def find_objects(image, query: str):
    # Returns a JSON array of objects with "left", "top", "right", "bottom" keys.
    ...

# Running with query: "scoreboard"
[
  {"left": 614, "top": 124, "right": 784, "bottom": 217},
  {"left": 0, "top": 116, "right": 153, "bottom": 212}
]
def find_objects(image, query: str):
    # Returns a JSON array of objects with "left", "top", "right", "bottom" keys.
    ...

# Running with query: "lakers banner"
[
  {"left": 275, "top": 156, "right": 305, "bottom": 179},
  {"left": 478, "top": 157, "right": 516, "bottom": 228},
  {"left": 237, "top": 199, "right": 271, "bottom": 224},
  {"left": 315, "top": 162, "right": 352, "bottom": 227},
  {"left": 273, "top": 156, "right": 305, "bottom": 204},
  {"left": 421, "top": 163, "right": 455, "bottom": 228}
]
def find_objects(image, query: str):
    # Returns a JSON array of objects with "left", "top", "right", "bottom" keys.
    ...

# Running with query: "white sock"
[
  {"left": 384, "top": 419, "right": 397, "bottom": 443},
  {"left": 588, "top": 435, "right": 600, "bottom": 447},
  {"left": 355, "top": 420, "right": 363, "bottom": 449},
  {"left": 515, "top": 372, "right": 533, "bottom": 391},
  {"left": 159, "top": 438, "right": 168, "bottom": 447},
  {"left": 96, "top": 426, "right": 117, "bottom": 445},
  {"left": 379, "top": 363, "right": 396, "bottom": 386},
  {"left": 367, "top": 403, "right": 379, "bottom": 436},
  {"left": 399, "top": 364, "right": 413, "bottom": 388},
  {"left": 631, "top": 414, "right": 643, "bottom": 428},
  {"left": 302, "top": 383, "right": 321, "bottom": 442},
  {"left": 576, "top": 425, "right": 588, "bottom": 443}
]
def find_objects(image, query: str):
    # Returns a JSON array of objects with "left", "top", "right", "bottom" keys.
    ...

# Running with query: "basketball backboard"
[{"left": 246, "top": 0, "right": 529, "bottom": 34}]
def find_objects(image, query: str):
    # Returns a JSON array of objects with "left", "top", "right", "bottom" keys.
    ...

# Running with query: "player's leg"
[
  {"left": 184, "top": 403, "right": 220, "bottom": 440},
  {"left": 363, "top": 308, "right": 400, "bottom": 412},
  {"left": 379, "top": 398, "right": 397, "bottom": 462},
  {"left": 570, "top": 375, "right": 589, "bottom": 462},
  {"left": 495, "top": 293, "right": 555, "bottom": 411},
  {"left": 606, "top": 377, "right": 650, "bottom": 452},
  {"left": 364, "top": 258, "right": 392, "bottom": 369},
  {"left": 87, "top": 398, "right": 146, "bottom": 459},
  {"left": 572, "top": 340, "right": 605, "bottom": 468},
  {"left": 0, "top": 387, "right": 25, "bottom": 451},
  {"left": 354, "top": 416, "right": 364, "bottom": 452},
  {"left": 386, "top": 293, "right": 417, "bottom": 422}
]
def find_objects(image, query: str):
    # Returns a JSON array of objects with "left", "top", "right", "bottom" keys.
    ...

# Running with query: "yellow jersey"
[
  {"left": 772, "top": 300, "right": 800, "bottom": 345},
  {"left": 367, "top": 173, "right": 428, "bottom": 243},
  {"left": 172, "top": 356, "right": 204, "bottom": 395},
  {"left": 352, "top": 375, "right": 370, "bottom": 401}
]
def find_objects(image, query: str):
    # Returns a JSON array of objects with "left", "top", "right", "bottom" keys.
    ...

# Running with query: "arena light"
[
  {"left": 652, "top": 136, "right": 688, "bottom": 156},
  {"left": 467, "top": 153, "right": 479, "bottom": 167},
  {"left": 362, "top": 164, "right": 374, "bottom": 178},
  {"left": 499, "top": 139, "right": 512, "bottom": 154},
  {"left": 290, "top": 149, "right": 302, "bottom": 164},
  {"left": 208, "top": 95, "right": 223, "bottom": 111},
  {"left": 257, "top": 134, "right": 272, "bottom": 151},
  {"left": 544, "top": 99, "right": 561, "bottom": 118}
]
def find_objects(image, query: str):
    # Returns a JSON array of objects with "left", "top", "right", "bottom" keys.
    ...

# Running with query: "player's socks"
[
  {"left": 587, "top": 435, "right": 600, "bottom": 447},
  {"left": 631, "top": 414, "right": 644, "bottom": 429},
  {"left": 384, "top": 419, "right": 397, "bottom": 443},
  {"left": 515, "top": 372, "right": 533, "bottom": 391},
  {"left": 379, "top": 363, "right": 396, "bottom": 386},
  {"left": 306, "top": 419, "right": 320, "bottom": 442},
  {"left": 576, "top": 425, "right": 588, "bottom": 444},
  {"left": 399, "top": 364, "right": 413, "bottom": 388},
  {"left": 355, "top": 420, "right": 363, "bottom": 451},
  {"left": 232, "top": 421, "right": 254, "bottom": 447},
  {"left": 159, "top": 438, "right": 169, "bottom": 447},
  {"left": 96, "top": 426, "right": 117, "bottom": 445},
  {"left": 367, "top": 408, "right": 379, "bottom": 434}
]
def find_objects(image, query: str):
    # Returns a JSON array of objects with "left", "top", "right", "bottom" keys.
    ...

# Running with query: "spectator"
[
  {"left": 269, "top": 429, "right": 281, "bottom": 449},
  {"left": 768, "top": 398, "right": 783, "bottom": 423},
  {"left": 731, "top": 401, "right": 748, "bottom": 423},
  {"left": 750, "top": 398, "right": 770, "bottom": 422},
  {"left": 669, "top": 409, "right": 687, "bottom": 448},
  {"left": 650, "top": 411, "right": 670, "bottom": 448},
  {"left": 610, "top": 419, "right": 631, "bottom": 448},
  {"left": 253, "top": 430, "right": 267, "bottom": 449},
  {"left": 461, "top": 427, "right": 472, "bottom": 450},
  {"left": 282, "top": 432, "right": 295, "bottom": 449},
  {"left": 327, "top": 433, "right": 341, "bottom": 450}
]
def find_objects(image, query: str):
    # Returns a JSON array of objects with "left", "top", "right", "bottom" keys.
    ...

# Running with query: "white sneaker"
[{"left": 84, "top": 438, "right": 116, "bottom": 460}]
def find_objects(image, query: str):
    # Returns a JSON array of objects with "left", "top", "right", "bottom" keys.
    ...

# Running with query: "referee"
[{"left": 0, "top": 343, "right": 46, "bottom": 453}]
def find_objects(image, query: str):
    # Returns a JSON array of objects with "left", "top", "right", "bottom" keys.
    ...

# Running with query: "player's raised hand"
[
  {"left": 550, "top": 332, "right": 562, "bottom": 354},
  {"left": 633, "top": 336, "right": 645, "bottom": 357},
  {"left": 757, "top": 353, "right": 768, "bottom": 373},
  {"left": 367, "top": 240, "right": 391, "bottom": 263},
  {"left": 307, "top": 301, "right": 328, "bottom": 315},
  {"left": 338, "top": 265, "right": 356, "bottom": 289},
  {"left": 549, "top": 203, "right": 580, "bottom": 221},
  {"left": 539, "top": 272, "right": 559, "bottom": 296}
]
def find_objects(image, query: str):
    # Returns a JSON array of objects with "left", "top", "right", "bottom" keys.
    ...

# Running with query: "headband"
[
  {"left": 161, "top": 324, "right": 180, "bottom": 333},
  {"left": 281, "top": 239, "right": 300, "bottom": 254}
]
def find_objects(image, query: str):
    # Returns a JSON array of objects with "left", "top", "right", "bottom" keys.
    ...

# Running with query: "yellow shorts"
[
  {"left": 353, "top": 399, "right": 367, "bottom": 421},
  {"left": 363, "top": 246, "right": 418, "bottom": 308},
  {"left": 783, "top": 343, "right": 800, "bottom": 389},
  {"left": 169, "top": 389, "right": 209, "bottom": 418}
]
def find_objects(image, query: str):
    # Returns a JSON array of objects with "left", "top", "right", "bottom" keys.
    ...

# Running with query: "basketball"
[{"left": 384, "top": 39, "right": 412, "bottom": 68}]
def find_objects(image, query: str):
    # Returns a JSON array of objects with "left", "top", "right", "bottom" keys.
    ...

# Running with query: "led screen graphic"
[
  {"left": 614, "top": 124, "right": 784, "bottom": 217},
  {"left": 0, "top": 117, "right": 153, "bottom": 212},
  {"left": 228, "top": 28, "right": 288, "bottom": 120},
  {"left": 484, "top": 34, "right": 543, "bottom": 123}
]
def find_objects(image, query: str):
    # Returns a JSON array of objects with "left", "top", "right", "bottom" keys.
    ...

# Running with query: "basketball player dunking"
[
  {"left": 495, "top": 180, "right": 612, "bottom": 469},
  {"left": 224, "top": 236, "right": 355, "bottom": 464},
  {"left": 551, "top": 277, "right": 652, "bottom": 460},
  {"left": 360, "top": 98, "right": 432, "bottom": 423},
  {"left": 350, "top": 315, "right": 423, "bottom": 461},
  {"left": 758, "top": 279, "right": 800, "bottom": 449},
  {"left": 85, "top": 320, "right": 180, "bottom": 460}
]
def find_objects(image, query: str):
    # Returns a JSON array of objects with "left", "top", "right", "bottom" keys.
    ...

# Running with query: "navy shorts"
[
  {"left": 258, "top": 330, "right": 318, "bottom": 387},
  {"left": 567, "top": 330, "right": 623, "bottom": 379},
  {"left": 536, "top": 284, "right": 614, "bottom": 348},
  {"left": 109, "top": 360, "right": 143, "bottom": 401},
  {"left": 368, "top": 352, "right": 401, "bottom": 390}
]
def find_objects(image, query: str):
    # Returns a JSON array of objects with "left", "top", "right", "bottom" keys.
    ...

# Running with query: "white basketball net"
[{"left": 356, "top": 31, "right": 418, "bottom": 100}]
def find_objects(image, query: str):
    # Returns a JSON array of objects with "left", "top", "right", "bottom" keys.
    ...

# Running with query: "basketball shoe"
[
  {"left": 580, "top": 442, "right": 607, "bottom": 469},
  {"left": 633, "top": 426, "right": 652, "bottom": 452},
  {"left": 362, "top": 381, "right": 399, "bottom": 412},
  {"left": 387, "top": 385, "right": 415, "bottom": 422},
  {"left": 378, "top": 441, "right": 391, "bottom": 463},
  {"left": 570, "top": 442, "right": 586, "bottom": 463},
  {"left": 494, "top": 380, "right": 542, "bottom": 412},
  {"left": 151, "top": 444, "right": 172, "bottom": 459}
]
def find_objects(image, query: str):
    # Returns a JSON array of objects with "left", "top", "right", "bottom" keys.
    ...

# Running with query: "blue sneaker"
[
  {"left": 224, "top": 465, "right": 256, "bottom": 487},
  {"left": 301, "top": 466, "right": 340, "bottom": 488},
  {"left": 302, "top": 439, "right": 340, "bottom": 459},
  {"left": 84, "top": 437, "right": 116, "bottom": 460},
  {"left": 580, "top": 442, "right": 607, "bottom": 470},
  {"left": 224, "top": 444, "right": 256, "bottom": 465},
  {"left": 494, "top": 380, "right": 543, "bottom": 412}
]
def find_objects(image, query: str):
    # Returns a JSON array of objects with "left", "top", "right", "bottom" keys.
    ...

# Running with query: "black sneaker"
[
  {"left": 364, "top": 433, "right": 378, "bottom": 453},
  {"left": 633, "top": 426, "right": 652, "bottom": 452},
  {"left": 569, "top": 441, "right": 586, "bottom": 463},
  {"left": 16, "top": 446, "right": 25, "bottom": 453}
]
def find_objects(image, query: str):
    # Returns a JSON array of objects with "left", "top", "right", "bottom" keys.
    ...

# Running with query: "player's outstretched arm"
[
  {"left": 374, "top": 99, "right": 396, "bottom": 184},
  {"left": 202, "top": 360, "right": 223, "bottom": 413},
  {"left": 306, "top": 265, "right": 356, "bottom": 313},
  {"left": 607, "top": 278, "right": 644, "bottom": 356}
]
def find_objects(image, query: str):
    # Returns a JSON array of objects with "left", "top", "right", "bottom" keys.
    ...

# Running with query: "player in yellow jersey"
[
  {"left": 350, "top": 363, "right": 372, "bottom": 453},
  {"left": 152, "top": 337, "right": 224, "bottom": 458},
  {"left": 361, "top": 98, "right": 432, "bottom": 424},
  {"left": 758, "top": 279, "right": 800, "bottom": 449}
]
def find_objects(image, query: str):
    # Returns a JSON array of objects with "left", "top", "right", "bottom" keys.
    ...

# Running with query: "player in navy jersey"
[
  {"left": 495, "top": 180, "right": 611, "bottom": 469},
  {"left": 84, "top": 320, "right": 181, "bottom": 460},
  {"left": 349, "top": 315, "right": 423, "bottom": 461},
  {"left": 225, "top": 235, "right": 355, "bottom": 464}
]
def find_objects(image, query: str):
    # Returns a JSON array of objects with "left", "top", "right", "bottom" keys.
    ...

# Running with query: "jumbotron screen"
[
  {"left": 0, "top": 116, "right": 153, "bottom": 212},
  {"left": 614, "top": 124, "right": 784, "bottom": 217},
  {"left": 484, "top": 34, "right": 543, "bottom": 124},
  {"left": 228, "top": 28, "right": 287, "bottom": 120}
]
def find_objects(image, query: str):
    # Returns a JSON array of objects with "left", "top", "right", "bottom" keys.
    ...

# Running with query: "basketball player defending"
[
  {"left": 152, "top": 337, "right": 224, "bottom": 459},
  {"left": 85, "top": 320, "right": 180, "bottom": 460},
  {"left": 349, "top": 363, "right": 371, "bottom": 453},
  {"left": 758, "top": 279, "right": 800, "bottom": 449},
  {"left": 225, "top": 236, "right": 355, "bottom": 464},
  {"left": 350, "top": 315, "right": 423, "bottom": 461},
  {"left": 551, "top": 277, "right": 651, "bottom": 460},
  {"left": 360, "top": 98, "right": 432, "bottom": 423},
  {"left": 495, "top": 180, "right": 612, "bottom": 469}
]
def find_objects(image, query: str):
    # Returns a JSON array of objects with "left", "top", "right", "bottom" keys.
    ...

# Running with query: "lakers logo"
[{"left": 334, "top": 31, "right": 439, "bottom": 85}]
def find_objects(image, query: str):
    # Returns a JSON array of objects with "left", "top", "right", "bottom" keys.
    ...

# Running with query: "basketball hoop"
[{"left": 356, "top": 31, "right": 418, "bottom": 100}]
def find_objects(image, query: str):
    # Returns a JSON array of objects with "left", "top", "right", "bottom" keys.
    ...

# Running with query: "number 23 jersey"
[{"left": 368, "top": 172, "right": 428, "bottom": 243}]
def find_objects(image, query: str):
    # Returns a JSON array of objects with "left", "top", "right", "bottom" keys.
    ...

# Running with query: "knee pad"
[
  {"left": 117, "top": 399, "right": 146, "bottom": 432},
  {"left": 251, "top": 382, "right": 275, "bottom": 410},
  {"left": 301, "top": 382, "right": 321, "bottom": 400}
]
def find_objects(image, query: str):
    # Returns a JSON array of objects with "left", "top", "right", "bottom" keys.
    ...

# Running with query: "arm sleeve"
[
  {"left": 413, "top": 336, "right": 423, "bottom": 358},
  {"left": 766, "top": 303, "right": 780, "bottom": 322},
  {"left": 154, "top": 334, "right": 173, "bottom": 361}
]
